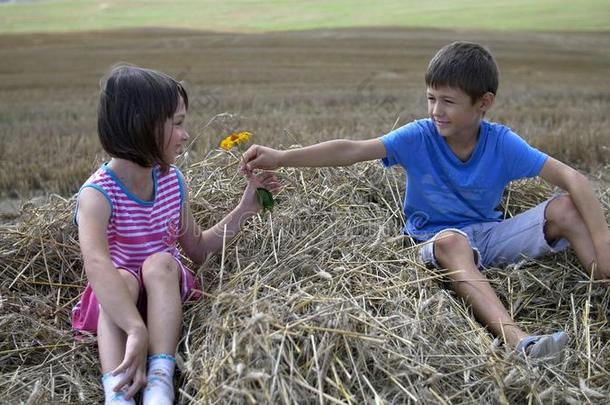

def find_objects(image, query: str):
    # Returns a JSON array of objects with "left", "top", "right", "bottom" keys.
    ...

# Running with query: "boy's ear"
[{"left": 478, "top": 92, "right": 495, "bottom": 112}]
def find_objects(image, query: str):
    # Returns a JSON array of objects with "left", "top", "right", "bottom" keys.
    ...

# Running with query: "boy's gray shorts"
[{"left": 420, "top": 197, "right": 570, "bottom": 269}]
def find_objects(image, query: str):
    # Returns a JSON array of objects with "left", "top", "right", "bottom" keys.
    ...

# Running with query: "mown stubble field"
[
  {"left": 1, "top": 28, "right": 610, "bottom": 403},
  {"left": 0, "top": 27, "right": 608, "bottom": 203}
]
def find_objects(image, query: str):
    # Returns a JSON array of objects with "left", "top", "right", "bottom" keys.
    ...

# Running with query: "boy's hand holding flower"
[{"left": 241, "top": 144, "right": 283, "bottom": 173}]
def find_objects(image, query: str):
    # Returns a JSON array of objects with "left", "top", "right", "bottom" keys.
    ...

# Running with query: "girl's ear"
[{"left": 479, "top": 92, "right": 495, "bottom": 112}]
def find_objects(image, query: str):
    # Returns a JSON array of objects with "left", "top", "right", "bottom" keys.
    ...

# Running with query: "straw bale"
[{"left": 1, "top": 154, "right": 609, "bottom": 403}]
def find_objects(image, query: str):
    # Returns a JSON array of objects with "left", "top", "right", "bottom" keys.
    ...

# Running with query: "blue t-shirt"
[{"left": 380, "top": 118, "right": 548, "bottom": 240}]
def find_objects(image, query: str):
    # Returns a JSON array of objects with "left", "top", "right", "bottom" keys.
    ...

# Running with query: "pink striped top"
[{"left": 76, "top": 163, "right": 185, "bottom": 275}]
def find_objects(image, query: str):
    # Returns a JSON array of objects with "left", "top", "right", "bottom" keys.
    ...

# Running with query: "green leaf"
[{"left": 256, "top": 187, "right": 274, "bottom": 212}]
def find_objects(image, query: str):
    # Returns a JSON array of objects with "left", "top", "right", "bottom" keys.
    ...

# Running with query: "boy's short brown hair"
[
  {"left": 97, "top": 65, "right": 188, "bottom": 173},
  {"left": 425, "top": 41, "right": 499, "bottom": 103}
]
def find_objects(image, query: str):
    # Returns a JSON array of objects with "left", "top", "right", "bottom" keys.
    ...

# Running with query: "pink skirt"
[{"left": 71, "top": 258, "right": 201, "bottom": 334}]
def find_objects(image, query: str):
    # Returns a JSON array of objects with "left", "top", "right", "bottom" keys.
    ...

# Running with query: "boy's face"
[
  {"left": 163, "top": 96, "right": 189, "bottom": 164},
  {"left": 426, "top": 86, "right": 492, "bottom": 141}
]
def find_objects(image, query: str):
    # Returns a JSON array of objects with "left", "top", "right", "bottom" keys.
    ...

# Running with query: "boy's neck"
[{"left": 443, "top": 122, "right": 481, "bottom": 162}]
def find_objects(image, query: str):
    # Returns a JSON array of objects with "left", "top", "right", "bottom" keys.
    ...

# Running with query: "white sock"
[
  {"left": 142, "top": 354, "right": 176, "bottom": 405},
  {"left": 102, "top": 371, "right": 136, "bottom": 405}
]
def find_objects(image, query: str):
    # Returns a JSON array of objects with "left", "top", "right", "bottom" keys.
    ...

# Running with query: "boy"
[{"left": 241, "top": 41, "right": 610, "bottom": 359}]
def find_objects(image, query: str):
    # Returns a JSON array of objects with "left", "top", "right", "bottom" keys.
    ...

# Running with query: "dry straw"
[{"left": 1, "top": 152, "right": 609, "bottom": 403}]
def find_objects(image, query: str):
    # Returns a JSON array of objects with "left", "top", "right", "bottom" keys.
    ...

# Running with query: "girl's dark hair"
[
  {"left": 425, "top": 41, "right": 499, "bottom": 103},
  {"left": 97, "top": 65, "right": 188, "bottom": 173}
]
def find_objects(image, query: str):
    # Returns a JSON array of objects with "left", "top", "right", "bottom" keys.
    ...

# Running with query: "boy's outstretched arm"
[
  {"left": 539, "top": 157, "right": 610, "bottom": 278},
  {"left": 242, "top": 139, "right": 387, "bottom": 171}
]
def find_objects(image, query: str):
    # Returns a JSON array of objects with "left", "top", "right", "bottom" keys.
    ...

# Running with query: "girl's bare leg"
[
  {"left": 140, "top": 253, "right": 182, "bottom": 404},
  {"left": 98, "top": 269, "right": 141, "bottom": 372},
  {"left": 140, "top": 252, "right": 182, "bottom": 355}
]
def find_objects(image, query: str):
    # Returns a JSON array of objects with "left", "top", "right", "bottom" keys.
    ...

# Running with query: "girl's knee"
[
  {"left": 141, "top": 252, "right": 180, "bottom": 285},
  {"left": 118, "top": 269, "right": 140, "bottom": 303},
  {"left": 98, "top": 270, "right": 140, "bottom": 336}
]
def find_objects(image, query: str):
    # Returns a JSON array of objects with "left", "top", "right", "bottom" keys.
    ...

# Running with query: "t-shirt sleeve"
[
  {"left": 502, "top": 130, "right": 548, "bottom": 181},
  {"left": 380, "top": 120, "right": 424, "bottom": 168}
]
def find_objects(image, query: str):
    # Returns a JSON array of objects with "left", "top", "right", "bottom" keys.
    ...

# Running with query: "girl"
[{"left": 72, "top": 65, "right": 279, "bottom": 404}]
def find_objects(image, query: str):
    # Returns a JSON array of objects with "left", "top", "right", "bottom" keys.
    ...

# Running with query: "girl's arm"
[
  {"left": 77, "top": 187, "right": 148, "bottom": 397},
  {"left": 242, "top": 138, "right": 387, "bottom": 171},
  {"left": 179, "top": 171, "right": 280, "bottom": 266},
  {"left": 539, "top": 157, "right": 610, "bottom": 278}
]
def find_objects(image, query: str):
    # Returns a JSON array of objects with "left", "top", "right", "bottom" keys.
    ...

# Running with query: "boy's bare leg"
[
  {"left": 544, "top": 195, "right": 600, "bottom": 277},
  {"left": 433, "top": 232, "right": 527, "bottom": 347},
  {"left": 98, "top": 269, "right": 141, "bottom": 372},
  {"left": 141, "top": 253, "right": 182, "bottom": 355}
]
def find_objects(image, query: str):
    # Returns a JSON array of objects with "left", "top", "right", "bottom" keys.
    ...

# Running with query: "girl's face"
[{"left": 163, "top": 97, "right": 189, "bottom": 164}]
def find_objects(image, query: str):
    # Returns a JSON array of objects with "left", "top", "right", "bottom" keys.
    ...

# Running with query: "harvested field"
[
  {"left": 0, "top": 28, "right": 608, "bottom": 199},
  {"left": 1, "top": 27, "right": 609, "bottom": 403},
  {"left": 1, "top": 153, "right": 609, "bottom": 403}
]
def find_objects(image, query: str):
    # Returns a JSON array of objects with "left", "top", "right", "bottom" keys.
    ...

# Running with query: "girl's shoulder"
[
  {"left": 156, "top": 165, "right": 186, "bottom": 206},
  {"left": 80, "top": 164, "right": 115, "bottom": 190},
  {"left": 80, "top": 166, "right": 119, "bottom": 200},
  {"left": 74, "top": 165, "right": 116, "bottom": 225}
]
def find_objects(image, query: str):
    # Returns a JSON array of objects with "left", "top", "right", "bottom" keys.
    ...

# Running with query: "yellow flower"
[
  {"left": 237, "top": 131, "right": 251, "bottom": 142},
  {"left": 220, "top": 131, "right": 252, "bottom": 151},
  {"left": 220, "top": 138, "right": 235, "bottom": 151}
]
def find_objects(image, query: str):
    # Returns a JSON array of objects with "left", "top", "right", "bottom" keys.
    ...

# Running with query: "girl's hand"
[
  {"left": 110, "top": 325, "right": 149, "bottom": 400},
  {"left": 240, "top": 171, "right": 281, "bottom": 212}
]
